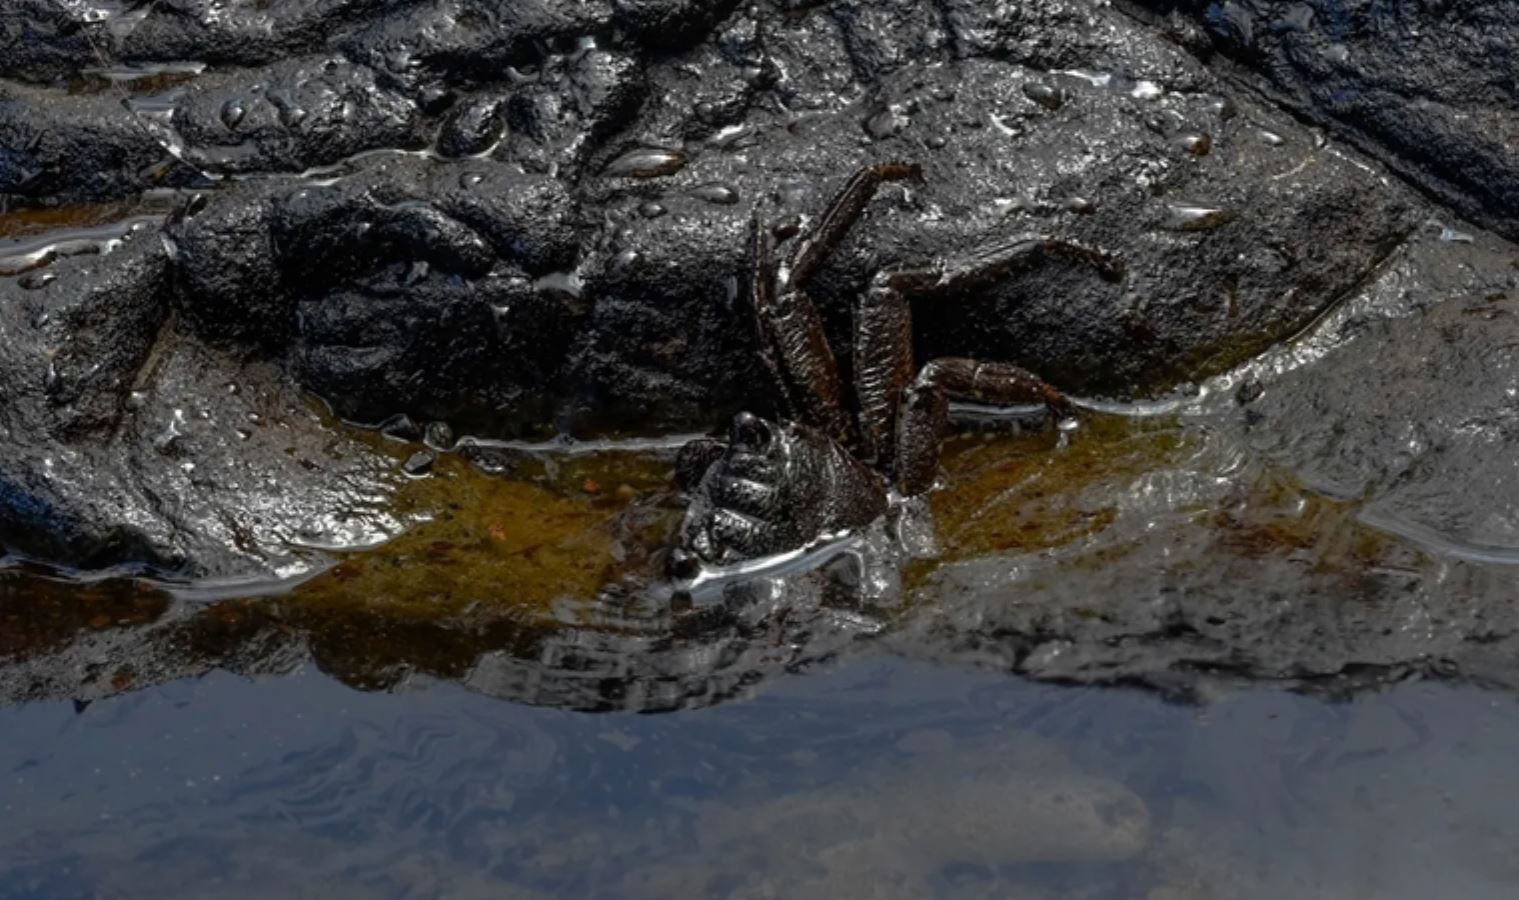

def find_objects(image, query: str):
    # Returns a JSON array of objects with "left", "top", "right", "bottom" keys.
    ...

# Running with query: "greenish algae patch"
[
  {"left": 0, "top": 410, "right": 1468, "bottom": 703},
  {"left": 277, "top": 446, "right": 679, "bottom": 627},
  {"left": 1208, "top": 476, "right": 1413, "bottom": 592},
  {"left": 932, "top": 417, "right": 1187, "bottom": 557},
  {"left": 0, "top": 202, "right": 156, "bottom": 239},
  {"left": 903, "top": 415, "right": 1193, "bottom": 591},
  {"left": 286, "top": 415, "right": 1202, "bottom": 631}
]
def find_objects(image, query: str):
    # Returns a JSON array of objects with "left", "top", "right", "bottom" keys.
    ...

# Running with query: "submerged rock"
[
  {"left": 649, "top": 738, "right": 1152, "bottom": 895},
  {"left": 703, "top": 770, "right": 1151, "bottom": 870}
]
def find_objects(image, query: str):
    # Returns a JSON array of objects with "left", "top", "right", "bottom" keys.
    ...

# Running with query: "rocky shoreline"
[
  {"left": 3, "top": 0, "right": 1519, "bottom": 703},
  {"left": 2, "top": 0, "right": 1436, "bottom": 576}
]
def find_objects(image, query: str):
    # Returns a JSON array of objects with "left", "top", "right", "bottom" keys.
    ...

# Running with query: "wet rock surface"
[
  {"left": 0, "top": 231, "right": 403, "bottom": 575},
  {"left": 902, "top": 222, "right": 1519, "bottom": 696},
  {"left": 1122, "top": 0, "right": 1519, "bottom": 241},
  {"left": 0, "top": 82, "right": 202, "bottom": 202},
  {"left": 0, "top": 0, "right": 1516, "bottom": 706},
  {"left": 166, "top": 56, "right": 427, "bottom": 175},
  {"left": 1241, "top": 229, "right": 1519, "bottom": 561}
]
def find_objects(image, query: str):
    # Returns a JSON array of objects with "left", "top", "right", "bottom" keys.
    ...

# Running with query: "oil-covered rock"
[
  {"left": 0, "top": 0, "right": 1422, "bottom": 576},
  {"left": 1123, "top": 0, "right": 1519, "bottom": 241}
]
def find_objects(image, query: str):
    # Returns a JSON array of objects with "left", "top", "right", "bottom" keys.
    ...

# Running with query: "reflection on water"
[
  {"left": 2, "top": 659, "right": 1517, "bottom": 899},
  {"left": 6, "top": 403, "right": 1519, "bottom": 712},
  {"left": 5, "top": 407, "right": 1519, "bottom": 896},
  {"left": 7, "top": 399, "right": 1515, "bottom": 895}
]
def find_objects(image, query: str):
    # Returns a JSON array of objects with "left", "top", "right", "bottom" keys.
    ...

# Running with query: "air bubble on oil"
[
  {"left": 690, "top": 183, "right": 740, "bottom": 205},
  {"left": 603, "top": 147, "right": 688, "bottom": 178},
  {"left": 1022, "top": 81, "right": 1065, "bottom": 111},
  {"left": 220, "top": 99, "right": 246, "bottom": 129},
  {"left": 1163, "top": 203, "right": 1236, "bottom": 231}
]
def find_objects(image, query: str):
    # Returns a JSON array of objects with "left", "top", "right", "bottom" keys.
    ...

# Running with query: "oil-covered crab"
[{"left": 671, "top": 163, "right": 1122, "bottom": 573}]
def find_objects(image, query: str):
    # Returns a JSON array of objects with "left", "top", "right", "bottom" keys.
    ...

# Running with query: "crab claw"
[{"left": 671, "top": 413, "right": 889, "bottom": 575}]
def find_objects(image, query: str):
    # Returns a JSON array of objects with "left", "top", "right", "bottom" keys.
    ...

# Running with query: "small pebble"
[
  {"left": 424, "top": 421, "right": 455, "bottom": 451},
  {"left": 380, "top": 414, "right": 422, "bottom": 442},
  {"left": 1023, "top": 81, "right": 1066, "bottom": 111},
  {"left": 402, "top": 450, "right": 436, "bottom": 477}
]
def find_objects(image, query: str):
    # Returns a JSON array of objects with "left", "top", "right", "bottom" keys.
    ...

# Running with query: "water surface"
[{"left": 4, "top": 658, "right": 1517, "bottom": 898}]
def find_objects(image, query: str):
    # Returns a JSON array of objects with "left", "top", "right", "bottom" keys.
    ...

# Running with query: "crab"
[{"left": 670, "top": 162, "right": 1124, "bottom": 576}]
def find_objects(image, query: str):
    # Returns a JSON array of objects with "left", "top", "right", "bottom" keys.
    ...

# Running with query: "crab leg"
[
  {"left": 749, "top": 217, "right": 857, "bottom": 444},
  {"left": 855, "top": 236, "right": 1121, "bottom": 482},
  {"left": 786, "top": 162, "right": 922, "bottom": 289},
  {"left": 894, "top": 358, "right": 1073, "bottom": 495},
  {"left": 854, "top": 268, "right": 935, "bottom": 465},
  {"left": 929, "top": 235, "right": 1122, "bottom": 294},
  {"left": 754, "top": 161, "right": 924, "bottom": 445}
]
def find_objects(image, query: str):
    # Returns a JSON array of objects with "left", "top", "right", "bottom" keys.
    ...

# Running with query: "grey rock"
[
  {"left": 436, "top": 93, "right": 506, "bottom": 158},
  {"left": 1122, "top": 0, "right": 1519, "bottom": 240},
  {"left": 168, "top": 190, "right": 289, "bottom": 346},
  {"left": 1242, "top": 229, "right": 1519, "bottom": 567},
  {"left": 338, "top": 0, "right": 615, "bottom": 93},
  {"left": 0, "top": 83, "right": 198, "bottom": 202},
  {"left": 0, "top": 0, "right": 1421, "bottom": 569},
  {"left": 116, "top": 0, "right": 411, "bottom": 70},
  {"left": 897, "top": 222, "right": 1519, "bottom": 695},
  {"left": 613, "top": 0, "right": 742, "bottom": 51},
  {"left": 0, "top": 0, "right": 102, "bottom": 85},
  {"left": 0, "top": 227, "right": 400, "bottom": 575},
  {"left": 166, "top": 56, "right": 425, "bottom": 175}
]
